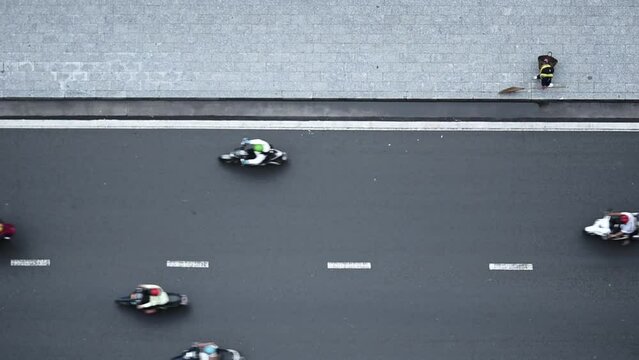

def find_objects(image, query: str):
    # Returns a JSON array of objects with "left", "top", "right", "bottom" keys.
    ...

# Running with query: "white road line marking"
[
  {"left": 1, "top": 119, "right": 639, "bottom": 132},
  {"left": 327, "top": 262, "right": 372, "bottom": 269},
  {"left": 489, "top": 263, "right": 533, "bottom": 271},
  {"left": 10, "top": 259, "right": 51, "bottom": 267},
  {"left": 166, "top": 260, "right": 209, "bottom": 268}
]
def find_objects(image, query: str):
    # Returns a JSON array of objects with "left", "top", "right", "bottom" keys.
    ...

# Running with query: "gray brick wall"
[{"left": 1, "top": 0, "right": 638, "bottom": 99}]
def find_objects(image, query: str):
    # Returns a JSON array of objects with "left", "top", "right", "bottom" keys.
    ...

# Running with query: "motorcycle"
[
  {"left": 171, "top": 342, "right": 243, "bottom": 360},
  {"left": 114, "top": 286, "right": 188, "bottom": 313},
  {"left": 219, "top": 146, "right": 287, "bottom": 166},
  {"left": 584, "top": 212, "right": 639, "bottom": 239},
  {"left": 0, "top": 220, "right": 16, "bottom": 240}
]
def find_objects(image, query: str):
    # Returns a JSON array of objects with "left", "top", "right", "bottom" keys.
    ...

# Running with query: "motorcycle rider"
[
  {"left": 239, "top": 137, "right": 271, "bottom": 166},
  {"left": 0, "top": 220, "right": 16, "bottom": 240},
  {"left": 180, "top": 342, "right": 219, "bottom": 360},
  {"left": 196, "top": 343, "right": 218, "bottom": 360},
  {"left": 135, "top": 284, "right": 169, "bottom": 312},
  {"left": 607, "top": 212, "right": 638, "bottom": 245}
]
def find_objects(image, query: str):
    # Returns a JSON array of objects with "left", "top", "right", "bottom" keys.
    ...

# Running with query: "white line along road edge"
[
  {"left": 166, "top": 260, "right": 209, "bottom": 268},
  {"left": 327, "top": 262, "right": 372, "bottom": 270},
  {"left": 3, "top": 120, "right": 639, "bottom": 132},
  {"left": 10, "top": 259, "right": 51, "bottom": 267},
  {"left": 489, "top": 263, "right": 533, "bottom": 271}
]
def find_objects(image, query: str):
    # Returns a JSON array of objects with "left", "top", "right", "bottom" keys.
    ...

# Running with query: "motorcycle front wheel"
[
  {"left": 114, "top": 297, "right": 134, "bottom": 306},
  {"left": 219, "top": 154, "right": 238, "bottom": 164}
]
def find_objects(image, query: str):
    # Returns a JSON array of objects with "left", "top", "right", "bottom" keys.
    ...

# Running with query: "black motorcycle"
[
  {"left": 114, "top": 287, "right": 188, "bottom": 312},
  {"left": 219, "top": 146, "right": 287, "bottom": 166},
  {"left": 172, "top": 342, "right": 243, "bottom": 360}
]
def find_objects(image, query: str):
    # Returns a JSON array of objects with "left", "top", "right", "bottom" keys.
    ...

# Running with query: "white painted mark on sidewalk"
[
  {"left": 327, "top": 262, "right": 372, "bottom": 269},
  {"left": 2, "top": 119, "right": 639, "bottom": 132},
  {"left": 489, "top": 263, "right": 533, "bottom": 271},
  {"left": 166, "top": 260, "right": 209, "bottom": 268},
  {"left": 10, "top": 259, "right": 51, "bottom": 267}
]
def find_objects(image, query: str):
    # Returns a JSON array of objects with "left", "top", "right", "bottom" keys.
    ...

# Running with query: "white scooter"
[{"left": 584, "top": 212, "right": 639, "bottom": 239}]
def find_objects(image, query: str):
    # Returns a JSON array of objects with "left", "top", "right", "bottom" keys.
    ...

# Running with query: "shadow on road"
[
  {"left": 0, "top": 239, "right": 20, "bottom": 267},
  {"left": 113, "top": 301, "right": 193, "bottom": 325},
  {"left": 217, "top": 162, "right": 291, "bottom": 180},
  {"left": 579, "top": 233, "right": 639, "bottom": 258}
]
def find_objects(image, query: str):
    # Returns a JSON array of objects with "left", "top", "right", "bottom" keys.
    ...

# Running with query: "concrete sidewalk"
[{"left": 0, "top": 0, "right": 637, "bottom": 99}]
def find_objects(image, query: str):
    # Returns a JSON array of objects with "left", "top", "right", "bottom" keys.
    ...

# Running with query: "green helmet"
[{"left": 253, "top": 143, "right": 264, "bottom": 152}]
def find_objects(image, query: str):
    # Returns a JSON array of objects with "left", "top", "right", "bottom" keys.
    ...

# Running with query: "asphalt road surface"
[{"left": 1, "top": 128, "right": 639, "bottom": 359}]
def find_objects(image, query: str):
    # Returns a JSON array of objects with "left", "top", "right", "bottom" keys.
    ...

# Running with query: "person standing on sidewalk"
[{"left": 534, "top": 57, "right": 554, "bottom": 88}]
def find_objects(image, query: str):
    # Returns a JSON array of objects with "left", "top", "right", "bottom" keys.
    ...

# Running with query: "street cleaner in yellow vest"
[{"left": 534, "top": 57, "right": 554, "bottom": 88}]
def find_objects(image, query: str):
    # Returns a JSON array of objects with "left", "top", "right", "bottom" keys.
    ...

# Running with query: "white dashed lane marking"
[
  {"left": 327, "top": 262, "right": 372, "bottom": 269},
  {"left": 166, "top": 260, "right": 209, "bottom": 268},
  {"left": 10, "top": 259, "right": 51, "bottom": 267},
  {"left": 489, "top": 263, "right": 533, "bottom": 271}
]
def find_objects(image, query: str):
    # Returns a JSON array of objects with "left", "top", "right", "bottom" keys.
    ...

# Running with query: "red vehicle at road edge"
[{"left": 0, "top": 220, "right": 16, "bottom": 240}]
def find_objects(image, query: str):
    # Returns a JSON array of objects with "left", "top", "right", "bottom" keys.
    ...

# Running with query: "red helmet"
[
  {"left": 620, "top": 214, "right": 629, "bottom": 224},
  {"left": 149, "top": 288, "right": 161, "bottom": 296}
]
